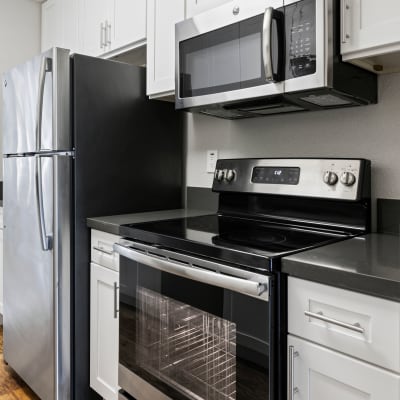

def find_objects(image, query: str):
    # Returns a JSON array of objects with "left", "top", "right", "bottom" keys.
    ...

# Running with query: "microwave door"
[{"left": 175, "top": 0, "right": 285, "bottom": 110}]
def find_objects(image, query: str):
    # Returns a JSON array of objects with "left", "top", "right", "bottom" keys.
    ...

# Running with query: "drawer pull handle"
[
  {"left": 289, "top": 345, "right": 299, "bottom": 400},
  {"left": 304, "top": 310, "right": 365, "bottom": 334},
  {"left": 114, "top": 282, "right": 119, "bottom": 319},
  {"left": 93, "top": 246, "right": 114, "bottom": 256}
]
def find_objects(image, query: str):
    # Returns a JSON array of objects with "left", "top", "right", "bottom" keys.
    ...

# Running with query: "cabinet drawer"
[
  {"left": 288, "top": 335, "right": 400, "bottom": 400},
  {"left": 288, "top": 277, "right": 400, "bottom": 372},
  {"left": 91, "top": 229, "right": 120, "bottom": 271}
]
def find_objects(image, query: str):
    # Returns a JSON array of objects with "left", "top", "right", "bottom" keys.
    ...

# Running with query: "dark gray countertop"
[
  {"left": 282, "top": 233, "right": 400, "bottom": 302},
  {"left": 87, "top": 208, "right": 212, "bottom": 235}
]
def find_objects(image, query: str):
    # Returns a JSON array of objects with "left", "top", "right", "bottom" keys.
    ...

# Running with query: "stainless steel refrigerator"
[{"left": 2, "top": 48, "right": 183, "bottom": 400}]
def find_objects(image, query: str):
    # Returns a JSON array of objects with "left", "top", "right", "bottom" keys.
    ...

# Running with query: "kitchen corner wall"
[
  {"left": 186, "top": 72, "right": 400, "bottom": 226},
  {"left": 0, "top": 0, "right": 41, "bottom": 179}
]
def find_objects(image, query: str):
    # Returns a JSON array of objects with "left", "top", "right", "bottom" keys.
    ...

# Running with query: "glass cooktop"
[{"left": 120, "top": 214, "right": 351, "bottom": 271}]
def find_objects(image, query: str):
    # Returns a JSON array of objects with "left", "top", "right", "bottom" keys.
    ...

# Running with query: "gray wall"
[
  {"left": 186, "top": 73, "right": 400, "bottom": 212},
  {"left": 0, "top": 0, "right": 41, "bottom": 178}
]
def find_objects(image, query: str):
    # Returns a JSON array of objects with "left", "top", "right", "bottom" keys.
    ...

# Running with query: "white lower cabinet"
[
  {"left": 287, "top": 277, "right": 400, "bottom": 400},
  {"left": 90, "top": 262, "right": 119, "bottom": 400},
  {"left": 288, "top": 335, "right": 400, "bottom": 400}
]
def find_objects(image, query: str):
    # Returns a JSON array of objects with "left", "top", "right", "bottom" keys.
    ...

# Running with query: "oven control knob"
[
  {"left": 215, "top": 169, "right": 225, "bottom": 182},
  {"left": 323, "top": 171, "right": 338, "bottom": 186},
  {"left": 225, "top": 169, "right": 236, "bottom": 182},
  {"left": 340, "top": 171, "right": 357, "bottom": 186}
]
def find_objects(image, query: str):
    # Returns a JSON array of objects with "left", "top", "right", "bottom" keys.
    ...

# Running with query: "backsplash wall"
[{"left": 186, "top": 73, "right": 400, "bottom": 214}]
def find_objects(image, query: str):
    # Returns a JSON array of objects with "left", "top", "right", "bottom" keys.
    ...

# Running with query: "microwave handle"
[
  {"left": 113, "top": 243, "right": 269, "bottom": 301},
  {"left": 263, "top": 7, "right": 284, "bottom": 82}
]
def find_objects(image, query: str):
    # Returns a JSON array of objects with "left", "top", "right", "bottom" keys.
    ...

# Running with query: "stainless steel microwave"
[{"left": 175, "top": 0, "right": 377, "bottom": 119}]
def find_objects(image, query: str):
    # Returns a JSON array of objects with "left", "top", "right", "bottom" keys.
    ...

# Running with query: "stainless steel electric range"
[{"left": 114, "top": 158, "right": 371, "bottom": 400}]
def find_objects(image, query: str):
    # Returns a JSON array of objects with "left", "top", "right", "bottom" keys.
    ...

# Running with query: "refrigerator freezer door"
[
  {"left": 3, "top": 156, "right": 55, "bottom": 400},
  {"left": 2, "top": 47, "right": 71, "bottom": 155}
]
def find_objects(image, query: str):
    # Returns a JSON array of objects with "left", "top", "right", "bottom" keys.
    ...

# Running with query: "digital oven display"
[{"left": 252, "top": 167, "right": 300, "bottom": 185}]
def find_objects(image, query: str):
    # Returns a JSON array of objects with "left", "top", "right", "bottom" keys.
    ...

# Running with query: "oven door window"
[
  {"left": 179, "top": 14, "right": 280, "bottom": 98},
  {"left": 119, "top": 257, "right": 273, "bottom": 400}
]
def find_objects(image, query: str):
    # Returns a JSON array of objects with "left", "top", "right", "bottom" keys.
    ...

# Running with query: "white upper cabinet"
[
  {"left": 112, "top": 0, "right": 146, "bottom": 52},
  {"left": 41, "top": 0, "right": 63, "bottom": 51},
  {"left": 42, "top": 0, "right": 80, "bottom": 53},
  {"left": 185, "top": 0, "right": 233, "bottom": 18},
  {"left": 62, "top": 0, "right": 80, "bottom": 52},
  {"left": 341, "top": 0, "right": 400, "bottom": 73},
  {"left": 80, "top": 0, "right": 111, "bottom": 56},
  {"left": 43, "top": 0, "right": 146, "bottom": 57},
  {"left": 146, "top": 0, "right": 185, "bottom": 97}
]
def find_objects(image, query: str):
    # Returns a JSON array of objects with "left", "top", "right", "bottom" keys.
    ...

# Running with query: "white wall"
[
  {"left": 186, "top": 73, "right": 400, "bottom": 212},
  {"left": 0, "top": 0, "right": 41, "bottom": 179}
]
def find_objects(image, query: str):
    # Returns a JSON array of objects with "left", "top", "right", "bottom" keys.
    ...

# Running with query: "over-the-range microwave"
[{"left": 175, "top": 0, "right": 377, "bottom": 119}]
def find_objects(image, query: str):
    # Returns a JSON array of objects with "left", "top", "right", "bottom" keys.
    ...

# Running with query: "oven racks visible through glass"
[{"left": 136, "top": 287, "right": 237, "bottom": 400}]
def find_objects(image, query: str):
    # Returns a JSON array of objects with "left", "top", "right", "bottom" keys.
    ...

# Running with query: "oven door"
[
  {"left": 175, "top": 0, "right": 285, "bottom": 110},
  {"left": 114, "top": 239, "right": 276, "bottom": 400}
]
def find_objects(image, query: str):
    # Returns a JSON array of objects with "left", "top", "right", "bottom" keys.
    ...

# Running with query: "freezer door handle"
[
  {"left": 36, "top": 155, "right": 52, "bottom": 251},
  {"left": 35, "top": 57, "right": 52, "bottom": 152}
]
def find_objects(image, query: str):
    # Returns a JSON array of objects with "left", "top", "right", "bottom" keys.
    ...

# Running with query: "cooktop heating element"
[{"left": 121, "top": 158, "right": 371, "bottom": 272}]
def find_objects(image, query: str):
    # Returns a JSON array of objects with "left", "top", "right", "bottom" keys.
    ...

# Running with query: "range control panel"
[{"left": 212, "top": 158, "right": 370, "bottom": 201}]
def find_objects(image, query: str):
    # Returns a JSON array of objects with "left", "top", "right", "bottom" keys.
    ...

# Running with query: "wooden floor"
[{"left": 0, "top": 326, "right": 40, "bottom": 400}]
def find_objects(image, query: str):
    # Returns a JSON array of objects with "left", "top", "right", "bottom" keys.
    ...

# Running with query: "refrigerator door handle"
[
  {"left": 35, "top": 57, "right": 52, "bottom": 152},
  {"left": 36, "top": 155, "right": 52, "bottom": 251}
]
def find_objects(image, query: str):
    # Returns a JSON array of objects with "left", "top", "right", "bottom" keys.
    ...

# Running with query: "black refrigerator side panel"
[{"left": 72, "top": 54, "right": 183, "bottom": 400}]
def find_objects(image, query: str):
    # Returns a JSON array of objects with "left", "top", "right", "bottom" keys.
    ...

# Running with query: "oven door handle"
[{"left": 113, "top": 243, "right": 270, "bottom": 301}]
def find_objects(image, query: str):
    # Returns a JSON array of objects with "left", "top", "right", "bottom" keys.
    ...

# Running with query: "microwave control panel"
[{"left": 285, "top": 0, "right": 316, "bottom": 79}]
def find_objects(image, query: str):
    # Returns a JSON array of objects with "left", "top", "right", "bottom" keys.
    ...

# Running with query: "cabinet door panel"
[
  {"left": 81, "top": 0, "right": 110, "bottom": 56},
  {"left": 113, "top": 0, "right": 146, "bottom": 51},
  {"left": 146, "top": 0, "right": 185, "bottom": 96},
  {"left": 41, "top": 0, "right": 63, "bottom": 51},
  {"left": 341, "top": 0, "right": 400, "bottom": 57},
  {"left": 186, "top": 0, "right": 233, "bottom": 18},
  {"left": 288, "top": 336, "right": 400, "bottom": 400},
  {"left": 90, "top": 262, "right": 119, "bottom": 400},
  {"left": 62, "top": 0, "right": 80, "bottom": 53}
]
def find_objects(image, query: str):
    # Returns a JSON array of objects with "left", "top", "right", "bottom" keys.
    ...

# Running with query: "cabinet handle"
[
  {"left": 93, "top": 245, "right": 114, "bottom": 256},
  {"left": 100, "top": 22, "right": 106, "bottom": 48},
  {"left": 106, "top": 20, "right": 112, "bottom": 46},
  {"left": 341, "top": 0, "right": 351, "bottom": 43},
  {"left": 288, "top": 346, "right": 299, "bottom": 400},
  {"left": 114, "top": 282, "right": 119, "bottom": 319},
  {"left": 304, "top": 310, "right": 365, "bottom": 334}
]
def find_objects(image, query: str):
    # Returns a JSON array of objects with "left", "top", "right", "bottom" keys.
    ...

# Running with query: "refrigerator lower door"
[
  {"left": 3, "top": 155, "right": 57, "bottom": 400},
  {"left": 2, "top": 47, "right": 71, "bottom": 155}
]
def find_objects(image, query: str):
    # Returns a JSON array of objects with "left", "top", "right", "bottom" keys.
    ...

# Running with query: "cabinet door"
[
  {"left": 80, "top": 0, "right": 111, "bottom": 56},
  {"left": 112, "top": 0, "right": 146, "bottom": 51},
  {"left": 341, "top": 0, "right": 400, "bottom": 58},
  {"left": 288, "top": 336, "right": 400, "bottom": 400},
  {"left": 186, "top": 0, "right": 233, "bottom": 18},
  {"left": 61, "top": 0, "right": 80, "bottom": 53},
  {"left": 90, "top": 262, "right": 119, "bottom": 400},
  {"left": 146, "top": 0, "right": 185, "bottom": 97},
  {"left": 41, "top": 0, "right": 63, "bottom": 51}
]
